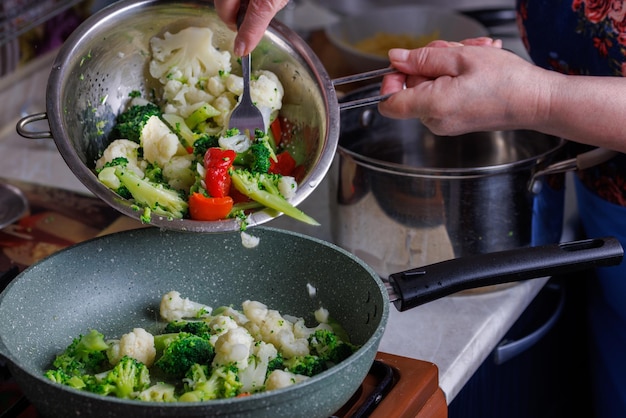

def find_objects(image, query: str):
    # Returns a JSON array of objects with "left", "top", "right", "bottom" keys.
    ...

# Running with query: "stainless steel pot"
[{"left": 331, "top": 85, "right": 617, "bottom": 279}]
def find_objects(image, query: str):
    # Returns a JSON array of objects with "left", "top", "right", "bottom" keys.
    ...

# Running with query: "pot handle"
[
  {"left": 387, "top": 236, "right": 623, "bottom": 312},
  {"left": 492, "top": 282, "right": 564, "bottom": 365},
  {"left": 334, "top": 67, "right": 397, "bottom": 111},
  {"left": 16, "top": 112, "right": 53, "bottom": 139},
  {"left": 529, "top": 147, "right": 618, "bottom": 193}
]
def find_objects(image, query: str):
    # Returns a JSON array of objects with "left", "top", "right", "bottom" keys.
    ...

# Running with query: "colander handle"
[
  {"left": 334, "top": 67, "right": 397, "bottom": 111},
  {"left": 16, "top": 112, "right": 52, "bottom": 139}
]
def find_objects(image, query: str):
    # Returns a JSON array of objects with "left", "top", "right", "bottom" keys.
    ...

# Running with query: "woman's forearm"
[{"left": 535, "top": 73, "right": 626, "bottom": 152}]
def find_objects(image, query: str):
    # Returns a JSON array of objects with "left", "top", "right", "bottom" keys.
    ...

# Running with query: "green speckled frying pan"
[
  {"left": 0, "top": 227, "right": 386, "bottom": 418},
  {"left": 0, "top": 228, "right": 622, "bottom": 417}
]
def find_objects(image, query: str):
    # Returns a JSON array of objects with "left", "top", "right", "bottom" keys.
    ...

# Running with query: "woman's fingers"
[{"left": 214, "top": 0, "right": 289, "bottom": 56}]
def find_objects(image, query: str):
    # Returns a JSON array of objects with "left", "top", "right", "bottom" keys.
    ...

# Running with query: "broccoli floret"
[
  {"left": 152, "top": 333, "right": 180, "bottom": 356},
  {"left": 229, "top": 168, "right": 318, "bottom": 225},
  {"left": 155, "top": 333, "right": 215, "bottom": 377},
  {"left": 144, "top": 162, "right": 165, "bottom": 183},
  {"left": 136, "top": 382, "right": 177, "bottom": 402},
  {"left": 164, "top": 319, "right": 212, "bottom": 339},
  {"left": 234, "top": 140, "right": 272, "bottom": 173},
  {"left": 49, "top": 329, "right": 109, "bottom": 376},
  {"left": 266, "top": 352, "right": 284, "bottom": 375},
  {"left": 179, "top": 363, "right": 242, "bottom": 401},
  {"left": 44, "top": 369, "right": 93, "bottom": 390},
  {"left": 192, "top": 134, "right": 220, "bottom": 156},
  {"left": 101, "top": 156, "right": 131, "bottom": 169},
  {"left": 283, "top": 355, "right": 326, "bottom": 377},
  {"left": 114, "top": 165, "right": 188, "bottom": 221},
  {"left": 308, "top": 329, "right": 357, "bottom": 364},
  {"left": 97, "top": 158, "right": 133, "bottom": 199},
  {"left": 99, "top": 355, "right": 151, "bottom": 399},
  {"left": 111, "top": 103, "right": 162, "bottom": 143}
]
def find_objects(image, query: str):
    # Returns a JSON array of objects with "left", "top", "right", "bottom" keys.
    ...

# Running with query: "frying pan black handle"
[{"left": 388, "top": 237, "right": 624, "bottom": 312}]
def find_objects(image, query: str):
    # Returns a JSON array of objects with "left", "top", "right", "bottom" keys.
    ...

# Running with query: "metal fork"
[{"left": 228, "top": 0, "right": 266, "bottom": 137}]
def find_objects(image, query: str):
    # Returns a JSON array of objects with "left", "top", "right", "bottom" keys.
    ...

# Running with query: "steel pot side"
[
  {"left": 0, "top": 227, "right": 388, "bottom": 418},
  {"left": 332, "top": 88, "right": 573, "bottom": 278},
  {"left": 26, "top": 0, "right": 340, "bottom": 233}
]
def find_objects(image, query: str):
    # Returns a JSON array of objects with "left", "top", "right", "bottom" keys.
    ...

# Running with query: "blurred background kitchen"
[{"left": 0, "top": 1, "right": 595, "bottom": 417}]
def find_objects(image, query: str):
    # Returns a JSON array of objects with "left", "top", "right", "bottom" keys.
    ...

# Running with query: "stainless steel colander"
[{"left": 17, "top": 0, "right": 339, "bottom": 232}]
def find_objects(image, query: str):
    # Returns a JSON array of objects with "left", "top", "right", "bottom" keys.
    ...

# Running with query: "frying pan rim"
[{"left": 0, "top": 226, "right": 389, "bottom": 411}]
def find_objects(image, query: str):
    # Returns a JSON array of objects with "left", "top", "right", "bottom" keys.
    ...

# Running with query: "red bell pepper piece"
[
  {"left": 188, "top": 193, "right": 234, "bottom": 221},
  {"left": 270, "top": 118, "right": 283, "bottom": 147},
  {"left": 269, "top": 151, "right": 297, "bottom": 176},
  {"left": 204, "top": 147, "right": 236, "bottom": 198}
]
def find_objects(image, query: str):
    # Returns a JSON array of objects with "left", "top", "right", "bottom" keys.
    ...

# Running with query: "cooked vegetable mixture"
[
  {"left": 44, "top": 291, "right": 358, "bottom": 402},
  {"left": 95, "top": 26, "right": 316, "bottom": 227}
]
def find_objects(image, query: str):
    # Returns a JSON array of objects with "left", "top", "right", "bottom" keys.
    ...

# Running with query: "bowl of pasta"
[{"left": 324, "top": 5, "right": 489, "bottom": 71}]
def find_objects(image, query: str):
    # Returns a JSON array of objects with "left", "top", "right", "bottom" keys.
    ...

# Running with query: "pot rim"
[{"left": 337, "top": 134, "right": 567, "bottom": 179}]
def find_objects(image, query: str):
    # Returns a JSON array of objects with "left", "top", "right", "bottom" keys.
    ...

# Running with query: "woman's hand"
[
  {"left": 378, "top": 38, "right": 548, "bottom": 135},
  {"left": 214, "top": 0, "right": 289, "bottom": 56}
]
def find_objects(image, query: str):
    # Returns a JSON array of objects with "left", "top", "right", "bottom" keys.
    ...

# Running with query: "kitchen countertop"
[{"left": 0, "top": 0, "right": 560, "bottom": 404}]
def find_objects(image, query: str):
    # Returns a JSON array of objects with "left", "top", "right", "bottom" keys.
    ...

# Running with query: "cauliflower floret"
[
  {"left": 162, "top": 154, "right": 196, "bottom": 191},
  {"left": 207, "top": 314, "right": 240, "bottom": 346},
  {"left": 212, "top": 92, "right": 237, "bottom": 127},
  {"left": 242, "top": 300, "right": 269, "bottom": 322},
  {"left": 314, "top": 307, "right": 330, "bottom": 324},
  {"left": 207, "top": 74, "right": 227, "bottom": 97},
  {"left": 291, "top": 317, "right": 332, "bottom": 340},
  {"left": 224, "top": 73, "right": 243, "bottom": 96},
  {"left": 218, "top": 131, "right": 251, "bottom": 153},
  {"left": 162, "top": 80, "right": 215, "bottom": 118},
  {"left": 219, "top": 306, "right": 250, "bottom": 326},
  {"left": 274, "top": 328, "right": 310, "bottom": 358},
  {"left": 265, "top": 369, "right": 310, "bottom": 391},
  {"left": 225, "top": 70, "right": 283, "bottom": 115},
  {"left": 242, "top": 300, "right": 309, "bottom": 358},
  {"left": 238, "top": 341, "right": 279, "bottom": 393},
  {"left": 250, "top": 70, "right": 284, "bottom": 113},
  {"left": 140, "top": 116, "right": 186, "bottom": 167},
  {"left": 278, "top": 176, "right": 298, "bottom": 200},
  {"left": 149, "top": 27, "right": 231, "bottom": 84},
  {"left": 224, "top": 70, "right": 282, "bottom": 130},
  {"left": 212, "top": 327, "right": 254, "bottom": 369},
  {"left": 95, "top": 139, "right": 145, "bottom": 177},
  {"left": 159, "top": 290, "right": 212, "bottom": 322},
  {"left": 240, "top": 231, "right": 260, "bottom": 248},
  {"left": 106, "top": 327, "right": 156, "bottom": 367}
]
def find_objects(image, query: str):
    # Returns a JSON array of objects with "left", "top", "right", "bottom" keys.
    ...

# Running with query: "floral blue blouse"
[{"left": 516, "top": 0, "right": 626, "bottom": 206}]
